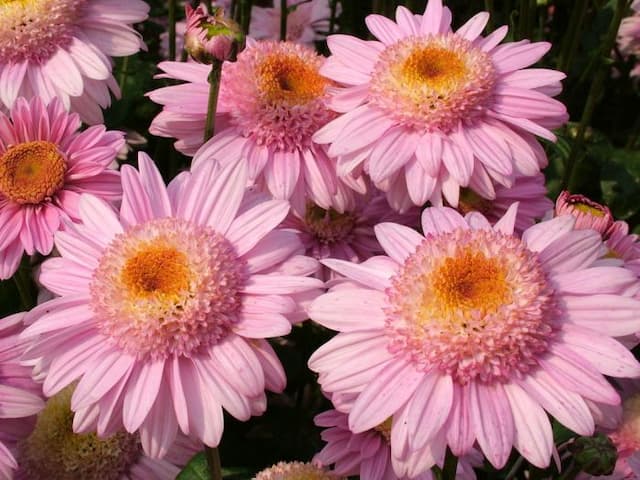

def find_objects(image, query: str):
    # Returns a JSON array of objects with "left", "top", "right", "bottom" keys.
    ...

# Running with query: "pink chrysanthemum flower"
[
  {"left": 555, "top": 191, "right": 614, "bottom": 235},
  {"left": 308, "top": 205, "right": 640, "bottom": 473},
  {"left": 13, "top": 386, "right": 197, "bottom": 480},
  {"left": 314, "top": 408, "right": 480, "bottom": 480},
  {"left": 618, "top": 0, "right": 640, "bottom": 78},
  {"left": 0, "top": 0, "right": 149, "bottom": 124},
  {"left": 251, "top": 0, "right": 334, "bottom": 45},
  {"left": 254, "top": 461, "right": 341, "bottom": 480},
  {"left": 455, "top": 173, "right": 552, "bottom": 233},
  {"left": 188, "top": 40, "right": 344, "bottom": 208},
  {"left": 283, "top": 185, "right": 418, "bottom": 280},
  {"left": 314, "top": 0, "right": 568, "bottom": 211},
  {"left": 0, "top": 313, "right": 44, "bottom": 480},
  {"left": 0, "top": 96, "right": 123, "bottom": 279},
  {"left": 21, "top": 155, "right": 323, "bottom": 458}
]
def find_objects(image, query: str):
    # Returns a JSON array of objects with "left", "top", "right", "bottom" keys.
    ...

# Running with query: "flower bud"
[
  {"left": 569, "top": 433, "right": 618, "bottom": 476},
  {"left": 184, "top": 4, "right": 244, "bottom": 63},
  {"left": 555, "top": 191, "right": 614, "bottom": 235}
]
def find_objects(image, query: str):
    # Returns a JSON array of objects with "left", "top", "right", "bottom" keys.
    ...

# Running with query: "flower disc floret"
[
  {"left": 370, "top": 34, "right": 496, "bottom": 133},
  {"left": 221, "top": 41, "right": 334, "bottom": 151},
  {"left": 17, "top": 388, "right": 141, "bottom": 480},
  {"left": 385, "top": 227, "right": 557, "bottom": 383},
  {"left": 91, "top": 217, "right": 247, "bottom": 360},
  {"left": 0, "top": 0, "right": 86, "bottom": 64},
  {"left": 0, "top": 141, "right": 67, "bottom": 204}
]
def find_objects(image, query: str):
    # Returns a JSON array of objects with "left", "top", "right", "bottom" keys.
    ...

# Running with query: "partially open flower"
[
  {"left": 254, "top": 461, "right": 341, "bottom": 480},
  {"left": 555, "top": 191, "right": 614, "bottom": 235},
  {"left": 184, "top": 4, "right": 244, "bottom": 63}
]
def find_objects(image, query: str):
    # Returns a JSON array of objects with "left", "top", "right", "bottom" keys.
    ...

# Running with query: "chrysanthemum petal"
[{"left": 309, "top": 290, "right": 387, "bottom": 332}]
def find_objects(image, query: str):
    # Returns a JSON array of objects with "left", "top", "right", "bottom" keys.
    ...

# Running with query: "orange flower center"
[
  {"left": 0, "top": 141, "right": 66, "bottom": 204},
  {"left": 427, "top": 249, "right": 511, "bottom": 324},
  {"left": 401, "top": 46, "right": 468, "bottom": 94},
  {"left": 121, "top": 245, "right": 191, "bottom": 297},
  {"left": 258, "top": 53, "right": 327, "bottom": 105}
]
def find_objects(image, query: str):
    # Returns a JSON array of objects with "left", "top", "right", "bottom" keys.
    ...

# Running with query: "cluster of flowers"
[{"left": 0, "top": 0, "right": 640, "bottom": 478}]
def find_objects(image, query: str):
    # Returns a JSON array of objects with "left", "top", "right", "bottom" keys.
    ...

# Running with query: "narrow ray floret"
[
  {"left": 21, "top": 155, "right": 323, "bottom": 458},
  {"left": 0, "top": 96, "right": 124, "bottom": 279},
  {"left": 0, "top": 0, "right": 149, "bottom": 124},
  {"left": 314, "top": 0, "right": 568, "bottom": 211},
  {"left": 308, "top": 205, "right": 640, "bottom": 475}
]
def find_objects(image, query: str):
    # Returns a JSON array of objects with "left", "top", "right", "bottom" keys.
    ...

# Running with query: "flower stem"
[
  {"left": 561, "top": 0, "right": 630, "bottom": 191},
  {"left": 118, "top": 56, "right": 129, "bottom": 97},
  {"left": 204, "top": 446, "right": 222, "bottom": 480},
  {"left": 13, "top": 260, "right": 35, "bottom": 311},
  {"left": 203, "top": 60, "right": 223, "bottom": 143},
  {"left": 441, "top": 447, "right": 458, "bottom": 480},
  {"left": 556, "top": 0, "right": 588, "bottom": 74},
  {"left": 168, "top": 0, "right": 177, "bottom": 61},
  {"left": 280, "top": 0, "right": 288, "bottom": 41}
]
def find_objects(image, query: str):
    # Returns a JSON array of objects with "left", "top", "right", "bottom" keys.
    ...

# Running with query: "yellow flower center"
[
  {"left": 122, "top": 245, "right": 191, "bottom": 298},
  {"left": 401, "top": 46, "right": 468, "bottom": 94},
  {"left": 455, "top": 188, "right": 493, "bottom": 216},
  {"left": 17, "top": 388, "right": 141, "bottom": 480},
  {"left": 0, "top": 141, "right": 66, "bottom": 204},
  {"left": 374, "top": 417, "right": 392, "bottom": 443},
  {"left": 258, "top": 53, "right": 327, "bottom": 105},
  {"left": 427, "top": 249, "right": 511, "bottom": 324},
  {"left": 572, "top": 202, "right": 606, "bottom": 217}
]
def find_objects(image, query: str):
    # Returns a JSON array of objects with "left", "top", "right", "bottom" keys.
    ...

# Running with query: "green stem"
[
  {"left": 558, "top": 463, "right": 581, "bottom": 480},
  {"left": 280, "top": 0, "right": 288, "bottom": 41},
  {"left": 441, "top": 448, "right": 458, "bottom": 480},
  {"left": 118, "top": 56, "right": 129, "bottom": 97},
  {"left": 561, "top": 0, "right": 630, "bottom": 191},
  {"left": 203, "top": 60, "right": 223, "bottom": 142},
  {"left": 204, "top": 446, "right": 222, "bottom": 480},
  {"left": 504, "top": 455, "right": 525, "bottom": 480},
  {"left": 239, "top": 0, "right": 253, "bottom": 36},
  {"left": 168, "top": 0, "right": 177, "bottom": 61},
  {"left": 517, "top": 0, "right": 530, "bottom": 40},
  {"left": 556, "top": 0, "right": 589, "bottom": 74},
  {"left": 329, "top": 0, "right": 338, "bottom": 33},
  {"left": 13, "top": 260, "right": 35, "bottom": 310}
]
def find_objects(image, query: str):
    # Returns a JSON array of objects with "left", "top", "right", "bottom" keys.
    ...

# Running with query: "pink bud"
[
  {"left": 184, "top": 4, "right": 244, "bottom": 63},
  {"left": 555, "top": 191, "right": 614, "bottom": 235}
]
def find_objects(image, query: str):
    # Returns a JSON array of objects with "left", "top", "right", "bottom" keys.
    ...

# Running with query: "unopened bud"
[
  {"left": 569, "top": 433, "right": 618, "bottom": 476},
  {"left": 555, "top": 191, "right": 614, "bottom": 236},
  {"left": 184, "top": 4, "right": 244, "bottom": 63}
]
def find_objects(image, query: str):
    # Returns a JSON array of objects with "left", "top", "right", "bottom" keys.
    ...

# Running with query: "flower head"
[
  {"left": 283, "top": 185, "right": 419, "bottom": 280},
  {"left": 314, "top": 408, "right": 480, "bottom": 479},
  {"left": 0, "top": 313, "right": 44, "bottom": 479},
  {"left": 183, "top": 40, "right": 346, "bottom": 209},
  {"left": 0, "top": 96, "right": 123, "bottom": 279},
  {"left": 309, "top": 205, "right": 640, "bottom": 475},
  {"left": 22, "top": 155, "right": 323, "bottom": 457},
  {"left": 14, "top": 386, "right": 196, "bottom": 480},
  {"left": 184, "top": 4, "right": 244, "bottom": 63},
  {"left": 555, "top": 191, "right": 614, "bottom": 235},
  {"left": 314, "top": 0, "right": 568, "bottom": 211},
  {"left": 254, "top": 461, "right": 340, "bottom": 480},
  {"left": 0, "top": 0, "right": 149, "bottom": 124},
  {"left": 250, "top": 0, "right": 335, "bottom": 45}
]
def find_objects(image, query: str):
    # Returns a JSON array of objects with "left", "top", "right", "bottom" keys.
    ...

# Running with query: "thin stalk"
[
  {"left": 238, "top": 0, "right": 253, "bottom": 36},
  {"left": 118, "top": 56, "right": 129, "bottom": 97},
  {"left": 168, "top": 0, "right": 177, "bottom": 61},
  {"left": 517, "top": 0, "right": 530, "bottom": 40},
  {"left": 556, "top": 0, "right": 589, "bottom": 74},
  {"left": 203, "top": 60, "right": 223, "bottom": 142},
  {"left": 562, "top": 0, "right": 630, "bottom": 191},
  {"left": 13, "top": 261, "right": 35, "bottom": 310},
  {"left": 329, "top": 0, "right": 338, "bottom": 33},
  {"left": 441, "top": 448, "right": 458, "bottom": 480},
  {"left": 558, "top": 463, "right": 581, "bottom": 480},
  {"left": 280, "top": 0, "right": 288, "bottom": 41},
  {"left": 204, "top": 446, "right": 222, "bottom": 480},
  {"left": 504, "top": 456, "right": 525, "bottom": 480}
]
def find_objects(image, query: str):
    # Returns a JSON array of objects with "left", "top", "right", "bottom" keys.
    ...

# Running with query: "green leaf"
[{"left": 177, "top": 452, "right": 210, "bottom": 480}]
